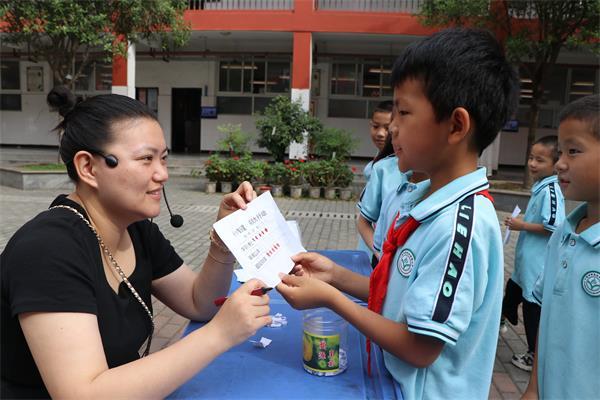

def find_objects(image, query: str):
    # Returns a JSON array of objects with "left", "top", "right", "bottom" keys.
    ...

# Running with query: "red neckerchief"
[{"left": 366, "top": 189, "right": 493, "bottom": 375}]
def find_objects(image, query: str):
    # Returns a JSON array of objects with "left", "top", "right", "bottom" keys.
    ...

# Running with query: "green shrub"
[
  {"left": 301, "top": 160, "right": 328, "bottom": 187},
  {"left": 216, "top": 123, "right": 253, "bottom": 156},
  {"left": 255, "top": 96, "right": 323, "bottom": 162},
  {"left": 310, "top": 127, "right": 357, "bottom": 161},
  {"left": 265, "top": 162, "right": 288, "bottom": 185}
]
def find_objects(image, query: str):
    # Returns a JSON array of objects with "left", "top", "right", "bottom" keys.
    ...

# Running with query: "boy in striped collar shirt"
[
  {"left": 277, "top": 28, "right": 519, "bottom": 399},
  {"left": 523, "top": 94, "right": 600, "bottom": 399},
  {"left": 501, "top": 135, "right": 565, "bottom": 372}
]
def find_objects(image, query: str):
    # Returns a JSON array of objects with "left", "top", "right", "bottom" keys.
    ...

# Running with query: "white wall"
[{"left": 0, "top": 61, "right": 60, "bottom": 146}]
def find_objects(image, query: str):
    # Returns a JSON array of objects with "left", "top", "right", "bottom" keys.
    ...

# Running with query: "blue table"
[{"left": 168, "top": 250, "right": 402, "bottom": 399}]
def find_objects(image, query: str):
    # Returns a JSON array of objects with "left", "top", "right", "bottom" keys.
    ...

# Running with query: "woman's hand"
[
  {"left": 504, "top": 216, "right": 525, "bottom": 231},
  {"left": 276, "top": 273, "right": 336, "bottom": 310},
  {"left": 217, "top": 181, "right": 256, "bottom": 221},
  {"left": 208, "top": 279, "right": 272, "bottom": 349},
  {"left": 289, "top": 252, "right": 337, "bottom": 284}
]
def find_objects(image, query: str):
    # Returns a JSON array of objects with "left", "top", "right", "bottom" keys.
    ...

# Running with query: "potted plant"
[
  {"left": 203, "top": 155, "right": 225, "bottom": 193},
  {"left": 336, "top": 163, "right": 356, "bottom": 201},
  {"left": 319, "top": 160, "right": 338, "bottom": 200},
  {"left": 284, "top": 160, "right": 304, "bottom": 198},
  {"left": 265, "top": 162, "right": 287, "bottom": 197},
  {"left": 219, "top": 157, "right": 237, "bottom": 193},
  {"left": 301, "top": 161, "right": 326, "bottom": 199}
]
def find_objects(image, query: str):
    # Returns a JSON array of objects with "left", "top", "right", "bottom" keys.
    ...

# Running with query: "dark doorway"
[{"left": 171, "top": 88, "right": 202, "bottom": 153}]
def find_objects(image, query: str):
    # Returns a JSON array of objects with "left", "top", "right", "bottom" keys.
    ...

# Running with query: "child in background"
[
  {"left": 523, "top": 94, "right": 600, "bottom": 399},
  {"left": 501, "top": 136, "right": 565, "bottom": 371},
  {"left": 357, "top": 102, "right": 399, "bottom": 263},
  {"left": 278, "top": 28, "right": 519, "bottom": 399}
]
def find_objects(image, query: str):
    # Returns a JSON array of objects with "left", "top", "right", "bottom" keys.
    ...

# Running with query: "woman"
[{"left": 1, "top": 88, "right": 271, "bottom": 398}]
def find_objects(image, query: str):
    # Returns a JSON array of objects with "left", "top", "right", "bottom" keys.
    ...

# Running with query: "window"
[
  {"left": 517, "top": 64, "right": 598, "bottom": 129},
  {"left": 1, "top": 60, "right": 21, "bottom": 110},
  {"left": 569, "top": 67, "right": 598, "bottom": 102},
  {"left": 217, "top": 57, "right": 291, "bottom": 114},
  {"left": 136, "top": 88, "right": 159, "bottom": 113},
  {"left": 328, "top": 59, "right": 393, "bottom": 118},
  {"left": 1, "top": 61, "right": 20, "bottom": 90},
  {"left": 56, "top": 61, "right": 112, "bottom": 93}
]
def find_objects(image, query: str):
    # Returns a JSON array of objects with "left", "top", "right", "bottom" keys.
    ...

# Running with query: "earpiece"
[
  {"left": 162, "top": 187, "right": 184, "bottom": 228},
  {"left": 103, "top": 154, "right": 118, "bottom": 168}
]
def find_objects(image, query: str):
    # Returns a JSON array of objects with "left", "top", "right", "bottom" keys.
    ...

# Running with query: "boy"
[
  {"left": 501, "top": 136, "right": 565, "bottom": 371},
  {"left": 277, "top": 28, "right": 519, "bottom": 399},
  {"left": 523, "top": 94, "right": 599, "bottom": 399},
  {"left": 357, "top": 101, "right": 396, "bottom": 261}
]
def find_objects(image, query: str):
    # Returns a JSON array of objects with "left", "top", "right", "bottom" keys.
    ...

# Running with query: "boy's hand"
[
  {"left": 290, "top": 252, "right": 336, "bottom": 284},
  {"left": 504, "top": 216, "right": 525, "bottom": 231},
  {"left": 276, "top": 273, "right": 335, "bottom": 310}
]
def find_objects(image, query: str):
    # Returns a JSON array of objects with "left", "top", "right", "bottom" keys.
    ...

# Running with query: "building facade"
[{"left": 1, "top": 0, "right": 598, "bottom": 166}]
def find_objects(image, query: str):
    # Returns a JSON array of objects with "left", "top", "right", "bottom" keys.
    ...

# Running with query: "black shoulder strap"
[{"left": 432, "top": 193, "right": 476, "bottom": 323}]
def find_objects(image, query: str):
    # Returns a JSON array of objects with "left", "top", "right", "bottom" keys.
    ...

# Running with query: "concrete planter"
[
  {"left": 289, "top": 185, "right": 303, "bottom": 199},
  {"left": 205, "top": 181, "right": 217, "bottom": 194},
  {"left": 308, "top": 186, "right": 322, "bottom": 199},
  {"left": 339, "top": 187, "right": 353, "bottom": 201},
  {"left": 0, "top": 167, "right": 73, "bottom": 190},
  {"left": 271, "top": 184, "right": 284, "bottom": 197},
  {"left": 220, "top": 181, "right": 233, "bottom": 193},
  {"left": 324, "top": 187, "right": 337, "bottom": 200}
]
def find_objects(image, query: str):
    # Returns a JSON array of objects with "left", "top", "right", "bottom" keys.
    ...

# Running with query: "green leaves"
[
  {"left": 0, "top": 0, "right": 190, "bottom": 87},
  {"left": 255, "top": 96, "right": 323, "bottom": 162}
]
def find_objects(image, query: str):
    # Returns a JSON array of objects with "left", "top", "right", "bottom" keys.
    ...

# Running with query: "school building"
[{"left": 1, "top": 0, "right": 598, "bottom": 166}]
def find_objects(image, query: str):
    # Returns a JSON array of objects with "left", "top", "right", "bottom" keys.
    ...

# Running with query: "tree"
[
  {"left": 0, "top": 0, "right": 190, "bottom": 89},
  {"left": 418, "top": 0, "right": 599, "bottom": 186},
  {"left": 255, "top": 95, "right": 323, "bottom": 162}
]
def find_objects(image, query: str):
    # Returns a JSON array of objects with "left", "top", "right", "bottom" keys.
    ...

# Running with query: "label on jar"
[{"left": 302, "top": 330, "right": 341, "bottom": 373}]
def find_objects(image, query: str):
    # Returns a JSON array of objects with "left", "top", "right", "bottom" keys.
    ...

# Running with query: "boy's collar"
[
  {"left": 409, "top": 168, "right": 489, "bottom": 222},
  {"left": 563, "top": 203, "right": 600, "bottom": 249},
  {"left": 532, "top": 175, "right": 558, "bottom": 194}
]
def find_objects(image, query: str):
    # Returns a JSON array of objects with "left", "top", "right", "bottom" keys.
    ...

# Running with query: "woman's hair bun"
[{"left": 47, "top": 86, "right": 77, "bottom": 117}]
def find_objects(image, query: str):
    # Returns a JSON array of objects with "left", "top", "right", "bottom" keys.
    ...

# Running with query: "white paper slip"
[
  {"left": 213, "top": 192, "right": 306, "bottom": 287},
  {"left": 503, "top": 205, "right": 522, "bottom": 245}
]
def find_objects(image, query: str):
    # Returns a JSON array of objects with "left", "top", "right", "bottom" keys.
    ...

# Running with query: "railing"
[
  {"left": 315, "top": 0, "right": 423, "bottom": 13},
  {"left": 188, "top": 0, "right": 293, "bottom": 10}
]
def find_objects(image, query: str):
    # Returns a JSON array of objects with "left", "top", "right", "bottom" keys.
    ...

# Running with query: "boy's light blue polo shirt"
[
  {"left": 357, "top": 155, "right": 404, "bottom": 224},
  {"left": 363, "top": 160, "right": 374, "bottom": 181},
  {"left": 373, "top": 175, "right": 429, "bottom": 253},
  {"left": 512, "top": 175, "right": 565, "bottom": 301},
  {"left": 531, "top": 203, "right": 600, "bottom": 399},
  {"left": 357, "top": 160, "right": 376, "bottom": 257},
  {"left": 381, "top": 168, "right": 504, "bottom": 399}
]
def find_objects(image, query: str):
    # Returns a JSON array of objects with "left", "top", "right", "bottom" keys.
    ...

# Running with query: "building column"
[
  {"left": 111, "top": 41, "right": 136, "bottom": 99},
  {"left": 289, "top": 31, "right": 312, "bottom": 159}
]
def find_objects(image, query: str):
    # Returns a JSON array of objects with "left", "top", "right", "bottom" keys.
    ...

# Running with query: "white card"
[
  {"left": 213, "top": 192, "right": 306, "bottom": 287},
  {"left": 503, "top": 205, "right": 522, "bottom": 245}
]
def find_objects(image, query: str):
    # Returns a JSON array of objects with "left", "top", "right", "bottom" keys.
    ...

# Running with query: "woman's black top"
[{"left": 1, "top": 195, "right": 183, "bottom": 398}]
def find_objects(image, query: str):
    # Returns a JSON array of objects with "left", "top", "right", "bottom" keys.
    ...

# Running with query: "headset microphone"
[{"left": 162, "top": 187, "right": 184, "bottom": 228}]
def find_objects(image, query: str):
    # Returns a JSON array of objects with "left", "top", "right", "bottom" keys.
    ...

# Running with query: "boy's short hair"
[
  {"left": 372, "top": 100, "right": 393, "bottom": 117},
  {"left": 558, "top": 94, "right": 599, "bottom": 139},
  {"left": 533, "top": 135, "right": 559, "bottom": 163},
  {"left": 391, "top": 28, "right": 519, "bottom": 154}
]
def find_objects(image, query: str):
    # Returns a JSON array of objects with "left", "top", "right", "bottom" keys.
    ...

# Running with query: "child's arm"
[
  {"left": 357, "top": 215, "right": 376, "bottom": 253},
  {"left": 277, "top": 274, "right": 445, "bottom": 368},
  {"left": 291, "top": 252, "right": 370, "bottom": 302},
  {"left": 504, "top": 217, "right": 551, "bottom": 235}
]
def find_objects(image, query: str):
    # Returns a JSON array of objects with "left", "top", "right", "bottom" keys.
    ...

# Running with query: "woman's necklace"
[{"left": 49, "top": 204, "right": 154, "bottom": 357}]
